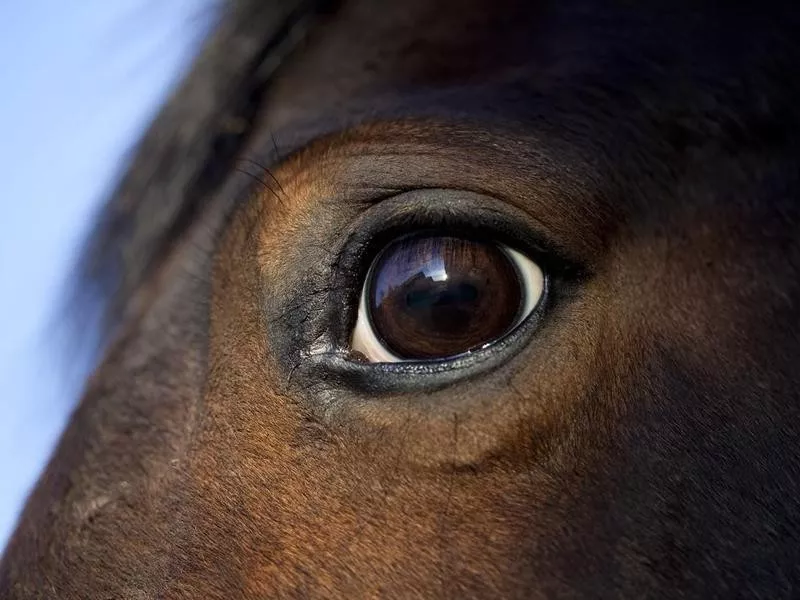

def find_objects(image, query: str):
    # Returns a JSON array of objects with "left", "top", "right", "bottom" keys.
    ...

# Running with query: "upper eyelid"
[
  {"left": 257, "top": 120, "right": 607, "bottom": 264},
  {"left": 335, "top": 188, "right": 590, "bottom": 282}
]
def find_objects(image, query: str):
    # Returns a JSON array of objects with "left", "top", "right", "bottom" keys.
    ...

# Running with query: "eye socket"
[{"left": 351, "top": 235, "right": 544, "bottom": 363}]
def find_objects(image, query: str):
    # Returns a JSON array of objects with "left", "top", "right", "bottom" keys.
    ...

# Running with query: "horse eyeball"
[{"left": 350, "top": 235, "right": 544, "bottom": 362}]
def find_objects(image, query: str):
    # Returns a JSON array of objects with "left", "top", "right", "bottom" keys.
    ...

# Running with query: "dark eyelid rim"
[
  {"left": 297, "top": 188, "right": 586, "bottom": 392},
  {"left": 349, "top": 188, "right": 587, "bottom": 280},
  {"left": 307, "top": 279, "right": 550, "bottom": 394},
  {"left": 306, "top": 277, "right": 548, "bottom": 394}
]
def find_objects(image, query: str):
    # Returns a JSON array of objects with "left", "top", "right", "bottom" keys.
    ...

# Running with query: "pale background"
[{"left": 0, "top": 0, "right": 213, "bottom": 551}]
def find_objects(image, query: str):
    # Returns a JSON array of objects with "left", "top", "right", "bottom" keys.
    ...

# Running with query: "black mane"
[{"left": 73, "top": 0, "right": 336, "bottom": 349}]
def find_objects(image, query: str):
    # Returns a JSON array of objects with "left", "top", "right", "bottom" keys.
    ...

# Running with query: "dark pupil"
[{"left": 368, "top": 236, "right": 523, "bottom": 359}]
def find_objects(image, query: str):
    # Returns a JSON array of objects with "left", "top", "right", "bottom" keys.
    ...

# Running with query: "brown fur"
[{"left": 3, "top": 0, "right": 800, "bottom": 597}]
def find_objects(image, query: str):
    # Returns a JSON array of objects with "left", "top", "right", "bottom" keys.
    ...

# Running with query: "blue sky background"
[{"left": 0, "top": 0, "right": 213, "bottom": 550}]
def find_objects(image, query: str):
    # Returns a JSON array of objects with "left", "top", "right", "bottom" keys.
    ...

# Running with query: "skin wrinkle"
[{"left": 3, "top": 0, "right": 800, "bottom": 598}]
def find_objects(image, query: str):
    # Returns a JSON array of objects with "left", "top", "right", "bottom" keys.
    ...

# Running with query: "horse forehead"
[
  {"left": 263, "top": 0, "right": 800, "bottom": 226},
  {"left": 265, "top": 0, "right": 795, "bottom": 111}
]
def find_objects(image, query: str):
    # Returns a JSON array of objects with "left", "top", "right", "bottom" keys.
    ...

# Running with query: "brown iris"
[{"left": 367, "top": 236, "right": 523, "bottom": 359}]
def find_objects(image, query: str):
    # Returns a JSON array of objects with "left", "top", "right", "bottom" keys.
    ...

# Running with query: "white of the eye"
[
  {"left": 503, "top": 246, "right": 544, "bottom": 320},
  {"left": 351, "top": 282, "right": 404, "bottom": 362},
  {"left": 350, "top": 244, "right": 544, "bottom": 364}
]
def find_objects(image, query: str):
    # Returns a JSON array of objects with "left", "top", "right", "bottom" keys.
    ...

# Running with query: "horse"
[{"left": 3, "top": 0, "right": 800, "bottom": 597}]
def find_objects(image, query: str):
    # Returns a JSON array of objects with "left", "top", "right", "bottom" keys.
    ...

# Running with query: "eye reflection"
[{"left": 351, "top": 235, "right": 544, "bottom": 363}]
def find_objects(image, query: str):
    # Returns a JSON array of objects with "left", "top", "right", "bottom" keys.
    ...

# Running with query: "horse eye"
[{"left": 350, "top": 235, "right": 544, "bottom": 362}]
